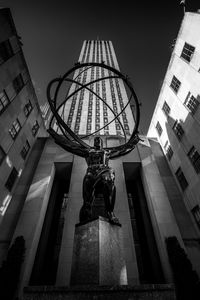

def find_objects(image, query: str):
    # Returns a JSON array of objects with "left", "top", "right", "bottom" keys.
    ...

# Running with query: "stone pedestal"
[
  {"left": 70, "top": 216, "right": 127, "bottom": 286},
  {"left": 23, "top": 217, "right": 176, "bottom": 299}
]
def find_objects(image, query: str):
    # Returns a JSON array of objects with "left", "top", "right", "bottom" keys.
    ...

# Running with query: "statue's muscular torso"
[{"left": 86, "top": 149, "right": 110, "bottom": 170}]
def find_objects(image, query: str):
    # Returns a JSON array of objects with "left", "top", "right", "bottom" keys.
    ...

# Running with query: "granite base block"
[
  {"left": 70, "top": 216, "right": 127, "bottom": 286},
  {"left": 23, "top": 284, "right": 176, "bottom": 300}
]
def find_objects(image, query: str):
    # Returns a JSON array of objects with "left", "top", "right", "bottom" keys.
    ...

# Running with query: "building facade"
[
  {"left": 148, "top": 11, "right": 200, "bottom": 266},
  {"left": 1, "top": 10, "right": 200, "bottom": 298},
  {"left": 11, "top": 39, "right": 200, "bottom": 297},
  {"left": 0, "top": 8, "right": 46, "bottom": 263},
  {"left": 54, "top": 40, "right": 135, "bottom": 138}
]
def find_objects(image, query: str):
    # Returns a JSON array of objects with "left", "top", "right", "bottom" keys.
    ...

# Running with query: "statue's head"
[{"left": 94, "top": 136, "right": 103, "bottom": 150}]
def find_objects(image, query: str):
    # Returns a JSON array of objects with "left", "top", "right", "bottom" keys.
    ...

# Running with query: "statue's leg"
[
  {"left": 102, "top": 171, "right": 120, "bottom": 225},
  {"left": 79, "top": 172, "right": 94, "bottom": 223}
]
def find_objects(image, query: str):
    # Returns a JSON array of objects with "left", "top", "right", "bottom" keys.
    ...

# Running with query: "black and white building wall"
[{"left": 0, "top": 7, "right": 200, "bottom": 297}]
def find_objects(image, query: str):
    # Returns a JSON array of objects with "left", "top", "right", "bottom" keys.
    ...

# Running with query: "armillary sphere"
[{"left": 46, "top": 62, "right": 140, "bottom": 155}]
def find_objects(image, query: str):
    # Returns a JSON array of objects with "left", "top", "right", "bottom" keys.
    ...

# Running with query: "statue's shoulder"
[{"left": 89, "top": 149, "right": 95, "bottom": 154}]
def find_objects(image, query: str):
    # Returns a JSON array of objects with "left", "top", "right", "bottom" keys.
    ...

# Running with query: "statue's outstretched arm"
[
  {"left": 109, "top": 147, "right": 134, "bottom": 159},
  {"left": 109, "top": 135, "right": 140, "bottom": 159},
  {"left": 48, "top": 128, "right": 88, "bottom": 158}
]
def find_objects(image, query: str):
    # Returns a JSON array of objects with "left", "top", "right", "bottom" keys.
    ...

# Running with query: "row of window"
[
  {"left": 175, "top": 167, "right": 188, "bottom": 191},
  {"left": 181, "top": 42, "right": 195, "bottom": 63},
  {"left": 0, "top": 138, "right": 29, "bottom": 167},
  {"left": 0, "top": 36, "right": 21, "bottom": 65},
  {"left": 0, "top": 73, "right": 27, "bottom": 115},
  {"left": 191, "top": 205, "right": 200, "bottom": 231},
  {"left": 67, "top": 66, "right": 84, "bottom": 128},
  {"left": 82, "top": 40, "right": 115, "bottom": 68},
  {"left": 0, "top": 138, "right": 31, "bottom": 193},
  {"left": 9, "top": 118, "right": 39, "bottom": 141},
  {"left": 81, "top": 45, "right": 87, "bottom": 63},
  {"left": 163, "top": 141, "right": 200, "bottom": 191},
  {"left": 74, "top": 42, "right": 129, "bottom": 134},
  {"left": 169, "top": 78, "right": 199, "bottom": 115},
  {"left": 8, "top": 99, "right": 33, "bottom": 140},
  {"left": 170, "top": 75, "right": 181, "bottom": 94},
  {"left": 158, "top": 95, "right": 199, "bottom": 140},
  {"left": 184, "top": 92, "right": 199, "bottom": 115},
  {"left": 5, "top": 167, "right": 18, "bottom": 192},
  {"left": 173, "top": 120, "right": 184, "bottom": 140},
  {"left": 0, "top": 39, "right": 14, "bottom": 64},
  {"left": 164, "top": 132, "right": 200, "bottom": 172},
  {"left": 100, "top": 67, "right": 111, "bottom": 134},
  {"left": 104, "top": 43, "right": 130, "bottom": 134}
]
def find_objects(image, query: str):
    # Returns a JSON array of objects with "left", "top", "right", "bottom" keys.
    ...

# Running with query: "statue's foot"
[
  {"left": 79, "top": 205, "right": 92, "bottom": 223},
  {"left": 108, "top": 212, "right": 121, "bottom": 226}
]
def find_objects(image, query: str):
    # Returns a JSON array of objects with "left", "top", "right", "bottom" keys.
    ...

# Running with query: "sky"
[{"left": 1, "top": 0, "right": 200, "bottom": 134}]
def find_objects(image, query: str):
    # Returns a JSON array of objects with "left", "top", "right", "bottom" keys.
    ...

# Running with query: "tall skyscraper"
[{"left": 54, "top": 40, "right": 135, "bottom": 139}]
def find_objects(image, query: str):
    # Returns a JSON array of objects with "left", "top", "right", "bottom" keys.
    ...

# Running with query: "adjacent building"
[
  {"left": 148, "top": 11, "right": 200, "bottom": 248},
  {"left": 0, "top": 8, "right": 45, "bottom": 263}
]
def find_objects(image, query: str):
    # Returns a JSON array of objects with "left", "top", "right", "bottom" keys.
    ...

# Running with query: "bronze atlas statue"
[{"left": 47, "top": 62, "right": 140, "bottom": 225}]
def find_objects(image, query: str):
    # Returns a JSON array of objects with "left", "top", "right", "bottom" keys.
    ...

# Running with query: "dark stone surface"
[
  {"left": 70, "top": 216, "right": 127, "bottom": 286},
  {"left": 70, "top": 217, "right": 100, "bottom": 285},
  {"left": 23, "top": 284, "right": 176, "bottom": 299},
  {"left": 99, "top": 217, "right": 126, "bottom": 285}
]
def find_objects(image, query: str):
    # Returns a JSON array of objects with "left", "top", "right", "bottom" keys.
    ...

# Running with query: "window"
[
  {"left": 166, "top": 146, "right": 173, "bottom": 160},
  {"left": 173, "top": 120, "right": 184, "bottom": 140},
  {"left": 0, "top": 146, "right": 6, "bottom": 165},
  {"left": 5, "top": 167, "right": 18, "bottom": 191},
  {"left": 162, "top": 101, "right": 170, "bottom": 117},
  {"left": 13, "top": 74, "right": 24, "bottom": 94},
  {"left": 191, "top": 205, "right": 200, "bottom": 230},
  {"left": 20, "top": 140, "right": 30, "bottom": 160},
  {"left": 188, "top": 146, "right": 200, "bottom": 173},
  {"left": 0, "top": 39, "right": 13, "bottom": 64},
  {"left": 181, "top": 42, "right": 195, "bottom": 63},
  {"left": 184, "top": 92, "right": 199, "bottom": 115},
  {"left": 103, "top": 111, "right": 107, "bottom": 117},
  {"left": 123, "top": 117, "right": 128, "bottom": 124},
  {"left": 24, "top": 100, "right": 33, "bottom": 117},
  {"left": 175, "top": 167, "right": 188, "bottom": 191},
  {"left": 124, "top": 124, "right": 129, "bottom": 131},
  {"left": 170, "top": 76, "right": 181, "bottom": 94},
  {"left": 68, "top": 116, "right": 72, "bottom": 123},
  {"left": 21, "top": 69, "right": 29, "bottom": 84},
  {"left": 9, "top": 118, "right": 21, "bottom": 140},
  {"left": 32, "top": 120, "right": 39, "bottom": 136},
  {"left": 75, "top": 124, "right": 79, "bottom": 131},
  {"left": 164, "top": 140, "right": 168, "bottom": 150},
  {"left": 0, "top": 90, "right": 9, "bottom": 113},
  {"left": 155, "top": 121, "right": 163, "bottom": 136}
]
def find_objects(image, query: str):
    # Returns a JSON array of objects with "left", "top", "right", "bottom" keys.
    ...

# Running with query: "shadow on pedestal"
[{"left": 70, "top": 216, "right": 126, "bottom": 286}]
